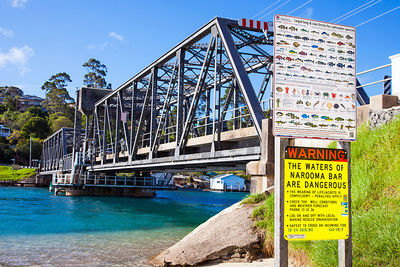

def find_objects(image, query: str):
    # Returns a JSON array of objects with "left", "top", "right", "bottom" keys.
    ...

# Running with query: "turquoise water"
[{"left": 0, "top": 187, "right": 247, "bottom": 266}]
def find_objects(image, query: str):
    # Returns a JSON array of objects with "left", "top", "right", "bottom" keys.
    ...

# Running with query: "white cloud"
[
  {"left": 0, "top": 27, "right": 14, "bottom": 38},
  {"left": 109, "top": 32, "right": 124, "bottom": 41},
  {"left": 300, "top": 7, "right": 314, "bottom": 18},
  {"left": 12, "top": 0, "right": 28, "bottom": 8},
  {"left": 0, "top": 45, "right": 34, "bottom": 75}
]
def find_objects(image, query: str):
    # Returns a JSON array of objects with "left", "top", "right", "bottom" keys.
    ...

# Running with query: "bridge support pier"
[
  {"left": 246, "top": 119, "right": 274, "bottom": 194},
  {"left": 64, "top": 187, "right": 156, "bottom": 197}
]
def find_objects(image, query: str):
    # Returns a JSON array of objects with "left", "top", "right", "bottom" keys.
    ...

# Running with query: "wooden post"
[
  {"left": 274, "top": 137, "right": 290, "bottom": 267},
  {"left": 338, "top": 141, "right": 352, "bottom": 267}
]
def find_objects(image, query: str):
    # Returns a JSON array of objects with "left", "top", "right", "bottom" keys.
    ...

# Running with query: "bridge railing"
[
  {"left": 91, "top": 97, "right": 272, "bottom": 156},
  {"left": 62, "top": 153, "right": 73, "bottom": 171},
  {"left": 356, "top": 63, "right": 392, "bottom": 105},
  {"left": 357, "top": 63, "right": 392, "bottom": 91},
  {"left": 155, "top": 98, "right": 272, "bottom": 145},
  {"left": 84, "top": 174, "right": 158, "bottom": 187},
  {"left": 53, "top": 173, "right": 73, "bottom": 185}
]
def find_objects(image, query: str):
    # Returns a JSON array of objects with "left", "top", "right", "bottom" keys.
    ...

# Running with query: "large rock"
[{"left": 150, "top": 202, "right": 264, "bottom": 266}]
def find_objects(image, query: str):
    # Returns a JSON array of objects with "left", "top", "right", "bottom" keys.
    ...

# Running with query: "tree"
[
  {"left": 1, "top": 110, "right": 19, "bottom": 127},
  {"left": 82, "top": 58, "right": 110, "bottom": 88},
  {"left": 12, "top": 107, "right": 47, "bottom": 130},
  {"left": 4, "top": 95, "right": 19, "bottom": 111},
  {"left": 0, "top": 104, "right": 6, "bottom": 114},
  {"left": 13, "top": 112, "right": 32, "bottom": 130},
  {"left": 41, "top": 72, "right": 72, "bottom": 92},
  {"left": 50, "top": 116, "right": 74, "bottom": 133},
  {"left": 16, "top": 138, "right": 42, "bottom": 164},
  {"left": 0, "top": 136, "right": 13, "bottom": 164},
  {"left": 0, "top": 86, "right": 23, "bottom": 97},
  {"left": 21, "top": 116, "right": 49, "bottom": 139},
  {"left": 41, "top": 73, "right": 74, "bottom": 116},
  {"left": 26, "top": 106, "right": 47, "bottom": 118}
]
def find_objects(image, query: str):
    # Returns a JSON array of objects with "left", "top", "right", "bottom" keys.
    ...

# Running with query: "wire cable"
[
  {"left": 251, "top": 0, "right": 283, "bottom": 19},
  {"left": 259, "top": 0, "right": 291, "bottom": 19},
  {"left": 335, "top": 0, "right": 382, "bottom": 23},
  {"left": 287, "top": 0, "right": 313, "bottom": 15},
  {"left": 356, "top": 5, "right": 400, "bottom": 27},
  {"left": 330, "top": 0, "right": 377, "bottom": 23}
]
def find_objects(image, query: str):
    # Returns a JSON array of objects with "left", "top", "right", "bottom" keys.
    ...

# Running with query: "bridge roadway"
[{"left": 90, "top": 126, "right": 260, "bottom": 173}]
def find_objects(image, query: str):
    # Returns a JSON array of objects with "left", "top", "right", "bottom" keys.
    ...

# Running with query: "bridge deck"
[{"left": 90, "top": 127, "right": 260, "bottom": 172}]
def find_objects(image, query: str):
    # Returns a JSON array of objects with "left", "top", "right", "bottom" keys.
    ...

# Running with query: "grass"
[
  {"left": 0, "top": 166, "right": 36, "bottom": 181},
  {"left": 242, "top": 116, "right": 400, "bottom": 266},
  {"left": 241, "top": 193, "right": 269, "bottom": 204}
]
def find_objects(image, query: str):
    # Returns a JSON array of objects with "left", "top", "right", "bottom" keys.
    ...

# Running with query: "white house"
[
  {"left": 210, "top": 173, "right": 246, "bottom": 191},
  {"left": 0, "top": 125, "right": 11, "bottom": 138}
]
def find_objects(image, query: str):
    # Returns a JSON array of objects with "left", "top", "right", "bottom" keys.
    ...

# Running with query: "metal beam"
[
  {"left": 178, "top": 28, "right": 217, "bottom": 153},
  {"left": 356, "top": 79, "right": 370, "bottom": 105},
  {"left": 132, "top": 80, "right": 152, "bottom": 159},
  {"left": 149, "top": 67, "right": 158, "bottom": 159},
  {"left": 216, "top": 18, "right": 265, "bottom": 139},
  {"left": 152, "top": 57, "right": 178, "bottom": 156}
]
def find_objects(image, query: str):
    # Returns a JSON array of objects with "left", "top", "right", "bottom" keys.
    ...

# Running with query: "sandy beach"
[{"left": 202, "top": 258, "right": 274, "bottom": 267}]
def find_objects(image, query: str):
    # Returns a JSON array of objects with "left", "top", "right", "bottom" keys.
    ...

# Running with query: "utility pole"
[{"left": 29, "top": 137, "right": 32, "bottom": 167}]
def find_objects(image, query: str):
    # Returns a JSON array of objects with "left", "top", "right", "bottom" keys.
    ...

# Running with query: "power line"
[
  {"left": 259, "top": 0, "right": 291, "bottom": 19},
  {"left": 330, "top": 0, "right": 377, "bottom": 23},
  {"left": 251, "top": 0, "right": 283, "bottom": 19},
  {"left": 287, "top": 0, "right": 313, "bottom": 15},
  {"left": 356, "top": 5, "right": 400, "bottom": 27},
  {"left": 335, "top": 0, "right": 382, "bottom": 23}
]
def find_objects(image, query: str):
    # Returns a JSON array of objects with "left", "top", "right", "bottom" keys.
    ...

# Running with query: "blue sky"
[{"left": 0, "top": 0, "right": 399, "bottom": 99}]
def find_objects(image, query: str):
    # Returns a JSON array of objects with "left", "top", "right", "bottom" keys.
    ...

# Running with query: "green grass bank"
[
  {"left": 244, "top": 116, "right": 400, "bottom": 266},
  {"left": 0, "top": 166, "right": 36, "bottom": 181}
]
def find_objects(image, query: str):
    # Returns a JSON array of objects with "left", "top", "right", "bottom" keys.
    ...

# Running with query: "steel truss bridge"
[
  {"left": 39, "top": 17, "right": 371, "bottom": 189},
  {"left": 41, "top": 17, "right": 275, "bottom": 179}
]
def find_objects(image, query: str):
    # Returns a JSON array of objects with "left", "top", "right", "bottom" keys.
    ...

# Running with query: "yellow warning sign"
[{"left": 284, "top": 146, "right": 349, "bottom": 240}]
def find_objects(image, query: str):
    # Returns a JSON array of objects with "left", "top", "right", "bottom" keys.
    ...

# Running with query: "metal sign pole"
[
  {"left": 274, "top": 137, "right": 289, "bottom": 267},
  {"left": 338, "top": 141, "right": 352, "bottom": 267}
]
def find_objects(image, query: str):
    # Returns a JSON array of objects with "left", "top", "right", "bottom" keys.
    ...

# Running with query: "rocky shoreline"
[{"left": 150, "top": 202, "right": 268, "bottom": 267}]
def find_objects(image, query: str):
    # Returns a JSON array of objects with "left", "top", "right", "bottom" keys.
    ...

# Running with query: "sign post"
[
  {"left": 338, "top": 141, "right": 352, "bottom": 267},
  {"left": 274, "top": 137, "right": 289, "bottom": 267}
]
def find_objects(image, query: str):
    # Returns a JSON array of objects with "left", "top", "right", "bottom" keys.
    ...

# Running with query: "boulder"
[{"left": 150, "top": 202, "right": 264, "bottom": 266}]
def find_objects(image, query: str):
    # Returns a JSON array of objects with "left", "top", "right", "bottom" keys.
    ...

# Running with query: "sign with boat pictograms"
[
  {"left": 284, "top": 146, "right": 349, "bottom": 240},
  {"left": 273, "top": 15, "right": 357, "bottom": 141}
]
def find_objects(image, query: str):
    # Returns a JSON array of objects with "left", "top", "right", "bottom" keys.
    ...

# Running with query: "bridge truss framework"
[{"left": 40, "top": 17, "right": 277, "bottom": 177}]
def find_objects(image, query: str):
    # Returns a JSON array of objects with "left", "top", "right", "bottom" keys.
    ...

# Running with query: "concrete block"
[
  {"left": 357, "top": 104, "right": 370, "bottom": 127},
  {"left": 261, "top": 119, "right": 274, "bottom": 162},
  {"left": 250, "top": 175, "right": 273, "bottom": 194},
  {"left": 370, "top": 94, "right": 399, "bottom": 111},
  {"left": 78, "top": 87, "right": 113, "bottom": 115}
]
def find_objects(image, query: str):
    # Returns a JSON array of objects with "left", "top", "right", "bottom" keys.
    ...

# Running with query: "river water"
[{"left": 0, "top": 187, "right": 247, "bottom": 266}]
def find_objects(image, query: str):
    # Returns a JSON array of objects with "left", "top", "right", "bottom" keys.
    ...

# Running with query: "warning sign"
[{"left": 284, "top": 146, "right": 349, "bottom": 240}]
